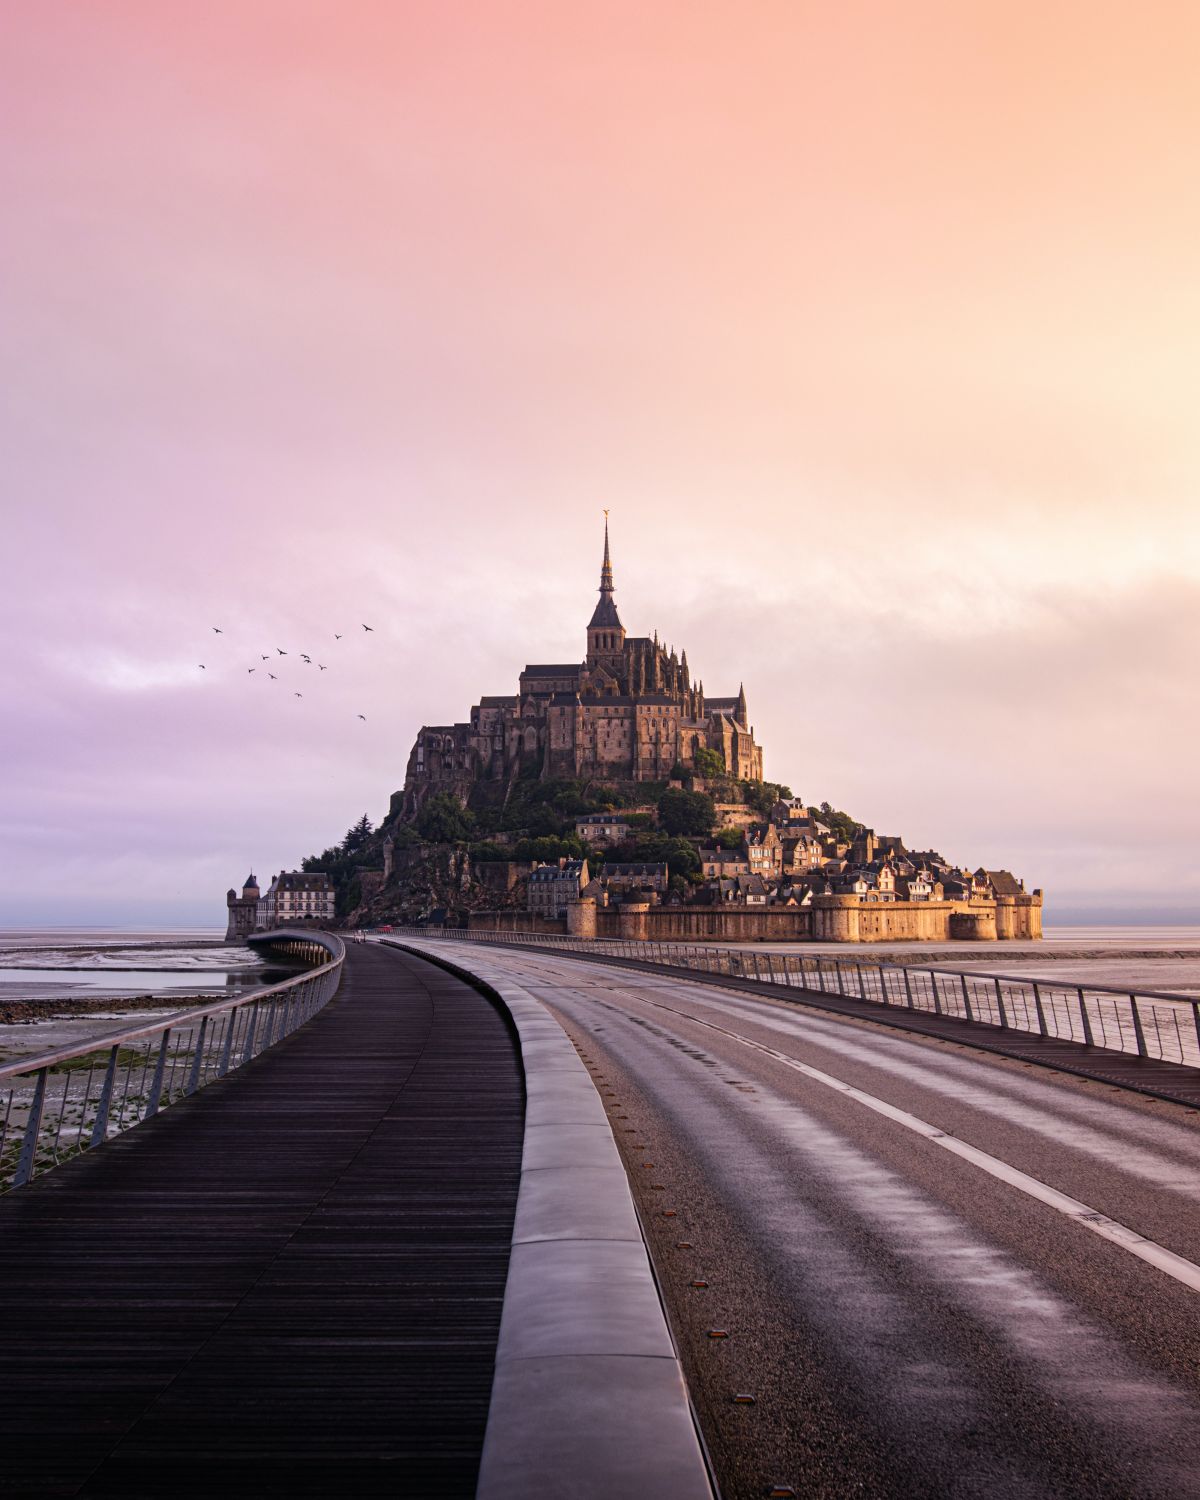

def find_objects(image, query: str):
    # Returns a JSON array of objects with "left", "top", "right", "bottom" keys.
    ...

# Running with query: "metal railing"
[
  {"left": 0, "top": 930, "right": 344, "bottom": 1192},
  {"left": 380, "top": 926, "right": 1200, "bottom": 1071}
]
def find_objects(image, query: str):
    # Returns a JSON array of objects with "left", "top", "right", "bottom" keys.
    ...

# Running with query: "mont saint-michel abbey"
[{"left": 401, "top": 524, "right": 764, "bottom": 814}]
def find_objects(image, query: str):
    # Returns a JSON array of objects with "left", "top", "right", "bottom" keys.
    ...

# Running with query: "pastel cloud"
[{"left": 1, "top": 4, "right": 1196, "bottom": 924}]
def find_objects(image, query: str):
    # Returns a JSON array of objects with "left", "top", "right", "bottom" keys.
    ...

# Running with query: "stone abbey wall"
[{"left": 399, "top": 526, "right": 764, "bottom": 817}]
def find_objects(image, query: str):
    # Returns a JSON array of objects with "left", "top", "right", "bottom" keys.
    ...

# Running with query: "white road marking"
[
  {"left": 629, "top": 988, "right": 1200, "bottom": 1296},
  {"left": 448, "top": 945, "right": 1200, "bottom": 1298}
]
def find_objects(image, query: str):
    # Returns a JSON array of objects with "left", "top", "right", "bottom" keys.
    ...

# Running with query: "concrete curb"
[{"left": 387, "top": 939, "right": 714, "bottom": 1500}]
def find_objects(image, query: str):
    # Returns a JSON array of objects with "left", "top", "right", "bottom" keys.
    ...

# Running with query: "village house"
[
  {"left": 737, "top": 874, "right": 772, "bottom": 906},
  {"left": 257, "top": 871, "right": 336, "bottom": 928},
  {"left": 528, "top": 858, "right": 590, "bottom": 918},
  {"left": 601, "top": 861, "right": 668, "bottom": 895},
  {"left": 780, "top": 829, "right": 822, "bottom": 874},
  {"left": 575, "top": 813, "right": 632, "bottom": 844},
  {"left": 698, "top": 847, "right": 750, "bottom": 879},
  {"left": 746, "top": 825, "right": 783, "bottom": 879}
]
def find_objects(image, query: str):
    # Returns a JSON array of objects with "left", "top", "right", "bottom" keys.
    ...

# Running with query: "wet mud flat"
[
  {"left": 0, "top": 994, "right": 218, "bottom": 1069},
  {"left": 0, "top": 993, "right": 206, "bottom": 1027}
]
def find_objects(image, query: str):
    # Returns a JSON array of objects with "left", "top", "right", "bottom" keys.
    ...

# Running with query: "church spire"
[
  {"left": 600, "top": 512, "right": 614, "bottom": 593},
  {"left": 587, "top": 511, "right": 624, "bottom": 641}
]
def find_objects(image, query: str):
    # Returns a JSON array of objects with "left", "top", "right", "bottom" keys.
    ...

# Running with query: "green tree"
[
  {"left": 513, "top": 834, "right": 586, "bottom": 863},
  {"left": 657, "top": 787, "right": 716, "bottom": 838},
  {"left": 610, "top": 832, "right": 702, "bottom": 883},
  {"left": 341, "top": 814, "right": 373, "bottom": 855},
  {"left": 741, "top": 780, "right": 793, "bottom": 818},
  {"left": 416, "top": 792, "right": 474, "bottom": 843},
  {"left": 713, "top": 827, "right": 744, "bottom": 849},
  {"left": 817, "top": 801, "right": 861, "bottom": 843},
  {"left": 467, "top": 841, "right": 509, "bottom": 862},
  {"left": 693, "top": 747, "right": 725, "bottom": 779}
]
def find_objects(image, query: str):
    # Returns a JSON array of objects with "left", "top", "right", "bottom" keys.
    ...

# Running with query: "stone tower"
[{"left": 224, "top": 872, "right": 260, "bottom": 941}]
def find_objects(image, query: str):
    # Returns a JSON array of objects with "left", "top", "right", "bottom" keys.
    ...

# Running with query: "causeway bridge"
[{"left": 4, "top": 931, "right": 1200, "bottom": 1498}]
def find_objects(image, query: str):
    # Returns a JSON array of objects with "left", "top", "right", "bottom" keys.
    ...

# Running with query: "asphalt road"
[{"left": 437, "top": 942, "right": 1200, "bottom": 1500}]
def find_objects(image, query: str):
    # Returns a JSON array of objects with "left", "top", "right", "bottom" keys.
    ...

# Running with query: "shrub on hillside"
[{"left": 657, "top": 787, "right": 716, "bottom": 838}]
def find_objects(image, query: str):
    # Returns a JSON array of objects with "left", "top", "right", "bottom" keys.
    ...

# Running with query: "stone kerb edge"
[{"left": 387, "top": 939, "right": 713, "bottom": 1500}]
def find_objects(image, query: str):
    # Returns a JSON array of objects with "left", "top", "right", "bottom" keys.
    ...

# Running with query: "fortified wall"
[{"left": 464, "top": 891, "right": 1043, "bottom": 944}]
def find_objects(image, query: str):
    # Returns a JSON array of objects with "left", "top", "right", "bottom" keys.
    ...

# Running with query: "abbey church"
[{"left": 400, "top": 523, "right": 765, "bottom": 815}]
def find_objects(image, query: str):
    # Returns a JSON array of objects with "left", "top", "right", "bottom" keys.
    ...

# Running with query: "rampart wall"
[
  {"left": 464, "top": 893, "right": 1042, "bottom": 943},
  {"left": 467, "top": 910, "right": 568, "bottom": 936}
]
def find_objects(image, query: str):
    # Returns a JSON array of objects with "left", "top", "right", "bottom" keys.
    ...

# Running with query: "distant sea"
[
  {"left": 1039, "top": 924, "right": 1200, "bottom": 947},
  {"left": 0, "top": 927, "right": 225, "bottom": 949}
]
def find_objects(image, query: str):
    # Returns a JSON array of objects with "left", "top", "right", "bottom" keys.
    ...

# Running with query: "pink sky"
[{"left": 3, "top": 3, "right": 1198, "bottom": 924}]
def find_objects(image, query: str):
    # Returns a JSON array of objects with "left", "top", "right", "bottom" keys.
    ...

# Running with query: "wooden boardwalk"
[{"left": 0, "top": 945, "right": 524, "bottom": 1498}]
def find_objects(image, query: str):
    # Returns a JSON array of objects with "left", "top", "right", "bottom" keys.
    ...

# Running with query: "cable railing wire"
[
  {"left": 380, "top": 925, "right": 1200, "bottom": 1072},
  {"left": 0, "top": 931, "right": 344, "bottom": 1192}
]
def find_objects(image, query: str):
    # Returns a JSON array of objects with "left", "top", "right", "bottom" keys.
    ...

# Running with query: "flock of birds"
[{"left": 198, "top": 624, "right": 374, "bottom": 720}]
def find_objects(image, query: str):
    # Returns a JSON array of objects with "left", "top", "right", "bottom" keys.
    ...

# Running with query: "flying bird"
[
  {"left": 260, "top": 654, "right": 269, "bottom": 661},
  {"left": 198, "top": 664, "right": 206, "bottom": 670},
  {"left": 334, "top": 633, "right": 343, "bottom": 640},
  {"left": 318, "top": 664, "right": 327, "bottom": 671},
  {"left": 276, "top": 648, "right": 287, "bottom": 655},
  {"left": 361, "top": 624, "right": 374, "bottom": 632},
  {"left": 301, "top": 655, "right": 312, "bottom": 664},
  {"left": 294, "top": 692, "right": 303, "bottom": 698},
  {"left": 248, "top": 668, "right": 255, "bottom": 674},
  {"left": 212, "top": 627, "right": 223, "bottom": 634},
  {"left": 268, "top": 672, "right": 277, "bottom": 680},
  {"left": 357, "top": 714, "right": 366, "bottom": 721}
]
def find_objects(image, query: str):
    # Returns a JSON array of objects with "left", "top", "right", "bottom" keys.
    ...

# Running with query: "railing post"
[
  {"left": 1130, "top": 995, "right": 1149, "bottom": 1058},
  {"left": 1032, "top": 983, "right": 1048, "bottom": 1037},
  {"left": 1077, "top": 988, "right": 1095, "bottom": 1047},
  {"left": 930, "top": 971, "right": 943, "bottom": 1016},
  {"left": 185, "top": 1017, "right": 210, "bottom": 1095},
  {"left": 1193, "top": 1002, "right": 1200, "bottom": 1061},
  {"left": 146, "top": 1029, "right": 172, "bottom": 1114},
  {"left": 244, "top": 1000, "right": 262, "bottom": 1059},
  {"left": 902, "top": 968, "right": 915, "bottom": 1010},
  {"left": 994, "top": 977, "right": 1008, "bottom": 1030},
  {"left": 89, "top": 1045, "right": 121, "bottom": 1148},
  {"left": 219, "top": 1012, "right": 237, "bottom": 1076},
  {"left": 13, "top": 1068, "right": 49, "bottom": 1188},
  {"left": 960, "top": 973, "right": 974, "bottom": 1022}
]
